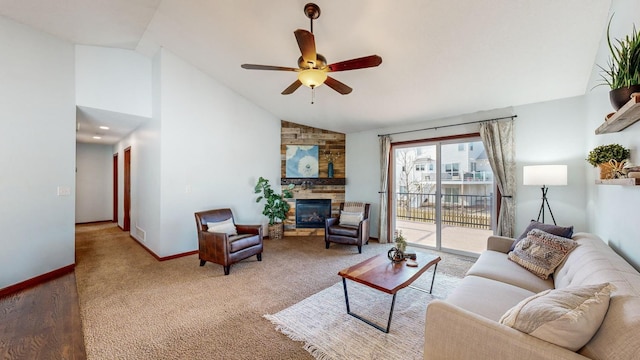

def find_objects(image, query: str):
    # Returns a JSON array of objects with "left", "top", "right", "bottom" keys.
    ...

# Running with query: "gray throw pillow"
[{"left": 510, "top": 220, "right": 573, "bottom": 251}]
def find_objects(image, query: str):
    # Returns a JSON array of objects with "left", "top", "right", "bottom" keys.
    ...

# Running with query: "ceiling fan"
[{"left": 241, "top": 3, "right": 382, "bottom": 103}]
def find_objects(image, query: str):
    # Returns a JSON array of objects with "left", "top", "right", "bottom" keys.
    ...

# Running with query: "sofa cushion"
[
  {"left": 553, "top": 232, "right": 640, "bottom": 359},
  {"left": 499, "top": 283, "right": 613, "bottom": 351},
  {"left": 207, "top": 218, "right": 237, "bottom": 236},
  {"left": 508, "top": 229, "right": 578, "bottom": 280},
  {"left": 511, "top": 220, "right": 574, "bottom": 251},
  {"left": 466, "top": 250, "right": 554, "bottom": 293},
  {"left": 446, "top": 275, "right": 536, "bottom": 322}
]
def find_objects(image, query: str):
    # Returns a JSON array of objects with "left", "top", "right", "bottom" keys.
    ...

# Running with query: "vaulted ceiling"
[{"left": 0, "top": 0, "right": 612, "bottom": 139}]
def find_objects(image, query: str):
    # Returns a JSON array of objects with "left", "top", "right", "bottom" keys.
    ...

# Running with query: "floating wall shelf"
[
  {"left": 595, "top": 178, "right": 640, "bottom": 186},
  {"left": 596, "top": 93, "right": 640, "bottom": 134}
]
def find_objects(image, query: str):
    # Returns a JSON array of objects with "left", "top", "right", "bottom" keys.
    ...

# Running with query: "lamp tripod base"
[{"left": 536, "top": 186, "right": 557, "bottom": 225}]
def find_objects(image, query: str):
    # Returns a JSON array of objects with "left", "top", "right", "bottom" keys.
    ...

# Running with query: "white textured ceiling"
[{"left": 0, "top": 0, "right": 612, "bottom": 141}]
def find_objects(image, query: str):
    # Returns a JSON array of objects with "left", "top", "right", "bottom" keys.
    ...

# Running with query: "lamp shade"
[
  {"left": 298, "top": 69, "right": 327, "bottom": 88},
  {"left": 523, "top": 165, "right": 568, "bottom": 186}
]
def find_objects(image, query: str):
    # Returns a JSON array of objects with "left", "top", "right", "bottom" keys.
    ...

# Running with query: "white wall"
[
  {"left": 113, "top": 48, "right": 282, "bottom": 258},
  {"left": 0, "top": 16, "right": 76, "bottom": 289},
  {"left": 583, "top": 0, "right": 640, "bottom": 269},
  {"left": 157, "top": 49, "right": 281, "bottom": 257},
  {"left": 513, "top": 96, "right": 588, "bottom": 233},
  {"left": 113, "top": 51, "right": 163, "bottom": 255},
  {"left": 76, "top": 143, "right": 113, "bottom": 223},
  {"left": 75, "top": 45, "right": 152, "bottom": 117}
]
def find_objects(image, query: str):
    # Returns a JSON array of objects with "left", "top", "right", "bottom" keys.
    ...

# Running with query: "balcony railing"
[
  {"left": 421, "top": 171, "right": 493, "bottom": 182},
  {"left": 395, "top": 192, "right": 492, "bottom": 229}
]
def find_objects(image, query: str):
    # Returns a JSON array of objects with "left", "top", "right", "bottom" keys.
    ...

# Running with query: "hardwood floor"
[{"left": 0, "top": 272, "right": 86, "bottom": 359}]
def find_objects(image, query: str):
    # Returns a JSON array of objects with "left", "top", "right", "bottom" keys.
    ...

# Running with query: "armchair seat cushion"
[
  {"left": 328, "top": 224, "right": 359, "bottom": 237},
  {"left": 229, "top": 234, "right": 261, "bottom": 253}
]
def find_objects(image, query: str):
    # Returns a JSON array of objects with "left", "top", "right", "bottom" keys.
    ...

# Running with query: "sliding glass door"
[{"left": 391, "top": 137, "right": 495, "bottom": 255}]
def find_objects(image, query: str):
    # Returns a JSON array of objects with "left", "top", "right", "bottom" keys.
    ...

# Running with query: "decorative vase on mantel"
[{"left": 323, "top": 151, "right": 340, "bottom": 178}]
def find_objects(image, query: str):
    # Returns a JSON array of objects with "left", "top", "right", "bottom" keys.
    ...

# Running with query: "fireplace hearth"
[{"left": 295, "top": 199, "right": 331, "bottom": 228}]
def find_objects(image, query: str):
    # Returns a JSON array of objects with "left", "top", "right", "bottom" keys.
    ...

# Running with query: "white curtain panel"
[
  {"left": 480, "top": 120, "right": 516, "bottom": 237},
  {"left": 378, "top": 135, "right": 391, "bottom": 243}
]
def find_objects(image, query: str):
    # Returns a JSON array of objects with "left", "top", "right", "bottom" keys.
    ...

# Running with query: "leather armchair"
[
  {"left": 325, "top": 203, "right": 371, "bottom": 253},
  {"left": 194, "top": 208, "right": 263, "bottom": 275}
]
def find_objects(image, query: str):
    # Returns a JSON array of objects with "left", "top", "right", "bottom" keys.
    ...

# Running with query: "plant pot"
[
  {"left": 609, "top": 85, "right": 640, "bottom": 111},
  {"left": 268, "top": 223, "right": 284, "bottom": 239},
  {"left": 598, "top": 163, "right": 614, "bottom": 180}
]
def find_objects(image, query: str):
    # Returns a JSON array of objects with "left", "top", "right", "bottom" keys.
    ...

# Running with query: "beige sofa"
[{"left": 424, "top": 232, "right": 640, "bottom": 360}]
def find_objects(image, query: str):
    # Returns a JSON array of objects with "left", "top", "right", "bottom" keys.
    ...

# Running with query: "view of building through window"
[{"left": 392, "top": 138, "right": 495, "bottom": 255}]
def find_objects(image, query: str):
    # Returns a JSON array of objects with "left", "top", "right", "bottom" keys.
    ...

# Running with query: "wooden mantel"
[{"left": 281, "top": 177, "right": 346, "bottom": 186}]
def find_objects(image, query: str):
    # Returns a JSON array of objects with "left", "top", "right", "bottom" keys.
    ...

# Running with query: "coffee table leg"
[
  {"left": 429, "top": 263, "right": 438, "bottom": 294},
  {"left": 342, "top": 277, "right": 351, "bottom": 313},
  {"left": 342, "top": 278, "right": 397, "bottom": 333},
  {"left": 408, "top": 263, "right": 438, "bottom": 294}
]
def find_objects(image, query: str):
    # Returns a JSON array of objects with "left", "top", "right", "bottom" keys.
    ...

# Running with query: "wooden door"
[
  {"left": 113, "top": 153, "right": 118, "bottom": 222},
  {"left": 123, "top": 147, "right": 131, "bottom": 231}
]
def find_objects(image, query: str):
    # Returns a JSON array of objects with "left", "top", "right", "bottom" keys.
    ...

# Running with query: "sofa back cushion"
[{"left": 554, "top": 232, "right": 640, "bottom": 359}]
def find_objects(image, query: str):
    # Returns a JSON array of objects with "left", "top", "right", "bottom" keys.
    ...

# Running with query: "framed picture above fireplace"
[{"left": 286, "top": 145, "right": 319, "bottom": 178}]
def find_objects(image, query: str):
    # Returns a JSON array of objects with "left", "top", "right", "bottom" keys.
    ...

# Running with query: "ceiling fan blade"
[
  {"left": 282, "top": 80, "right": 303, "bottom": 95},
  {"left": 324, "top": 76, "right": 352, "bottom": 95},
  {"left": 294, "top": 29, "right": 317, "bottom": 68},
  {"left": 327, "top": 55, "right": 382, "bottom": 72},
  {"left": 241, "top": 64, "right": 298, "bottom": 71}
]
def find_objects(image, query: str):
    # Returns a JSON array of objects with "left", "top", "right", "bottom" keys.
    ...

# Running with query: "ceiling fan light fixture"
[{"left": 298, "top": 68, "right": 327, "bottom": 88}]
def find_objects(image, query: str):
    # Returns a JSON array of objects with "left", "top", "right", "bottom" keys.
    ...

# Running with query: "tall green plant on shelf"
[
  {"left": 254, "top": 177, "right": 295, "bottom": 225},
  {"left": 597, "top": 16, "right": 640, "bottom": 89}
]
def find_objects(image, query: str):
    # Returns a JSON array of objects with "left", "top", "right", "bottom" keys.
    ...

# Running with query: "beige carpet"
[
  {"left": 75, "top": 222, "right": 475, "bottom": 359},
  {"left": 265, "top": 273, "right": 461, "bottom": 360}
]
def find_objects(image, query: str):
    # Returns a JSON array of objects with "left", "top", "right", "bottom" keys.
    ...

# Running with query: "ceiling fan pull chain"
[{"left": 311, "top": 86, "right": 315, "bottom": 104}]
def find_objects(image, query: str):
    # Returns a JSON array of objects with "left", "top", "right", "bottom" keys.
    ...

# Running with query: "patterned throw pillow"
[
  {"left": 207, "top": 218, "right": 237, "bottom": 236},
  {"left": 508, "top": 229, "right": 578, "bottom": 279},
  {"left": 510, "top": 220, "right": 574, "bottom": 251},
  {"left": 500, "top": 283, "right": 613, "bottom": 351}
]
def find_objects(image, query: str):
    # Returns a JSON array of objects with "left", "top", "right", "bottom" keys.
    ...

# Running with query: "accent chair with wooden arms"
[
  {"left": 194, "top": 208, "right": 263, "bottom": 275},
  {"left": 325, "top": 202, "right": 371, "bottom": 253}
]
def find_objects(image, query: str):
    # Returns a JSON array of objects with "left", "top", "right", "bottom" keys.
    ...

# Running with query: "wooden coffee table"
[{"left": 337, "top": 251, "right": 441, "bottom": 333}]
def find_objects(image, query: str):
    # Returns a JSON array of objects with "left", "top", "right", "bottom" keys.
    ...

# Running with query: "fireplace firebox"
[{"left": 295, "top": 199, "right": 331, "bottom": 228}]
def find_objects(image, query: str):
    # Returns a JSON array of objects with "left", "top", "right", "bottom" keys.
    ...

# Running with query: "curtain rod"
[{"left": 377, "top": 115, "right": 517, "bottom": 137}]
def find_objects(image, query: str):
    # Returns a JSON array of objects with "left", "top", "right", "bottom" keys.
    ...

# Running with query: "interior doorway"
[
  {"left": 391, "top": 135, "right": 495, "bottom": 256},
  {"left": 123, "top": 147, "right": 131, "bottom": 232}
]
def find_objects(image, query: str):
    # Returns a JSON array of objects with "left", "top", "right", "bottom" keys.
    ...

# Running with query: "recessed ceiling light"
[
  {"left": 99, "top": 126, "right": 110, "bottom": 130},
  {"left": 93, "top": 136, "right": 102, "bottom": 139}
]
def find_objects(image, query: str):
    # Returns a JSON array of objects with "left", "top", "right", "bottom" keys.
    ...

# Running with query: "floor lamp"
[{"left": 523, "top": 165, "right": 567, "bottom": 225}]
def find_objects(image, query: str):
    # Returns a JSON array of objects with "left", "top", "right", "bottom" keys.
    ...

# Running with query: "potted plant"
[
  {"left": 586, "top": 143, "right": 631, "bottom": 179},
  {"left": 254, "top": 176, "right": 294, "bottom": 239},
  {"left": 596, "top": 16, "right": 640, "bottom": 110}
]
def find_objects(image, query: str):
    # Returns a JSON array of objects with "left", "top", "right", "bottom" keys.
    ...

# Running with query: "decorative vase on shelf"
[
  {"left": 610, "top": 85, "right": 640, "bottom": 111},
  {"left": 328, "top": 161, "right": 334, "bottom": 178}
]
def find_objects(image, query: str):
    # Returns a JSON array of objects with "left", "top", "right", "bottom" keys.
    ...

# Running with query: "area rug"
[{"left": 264, "top": 273, "right": 461, "bottom": 360}]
